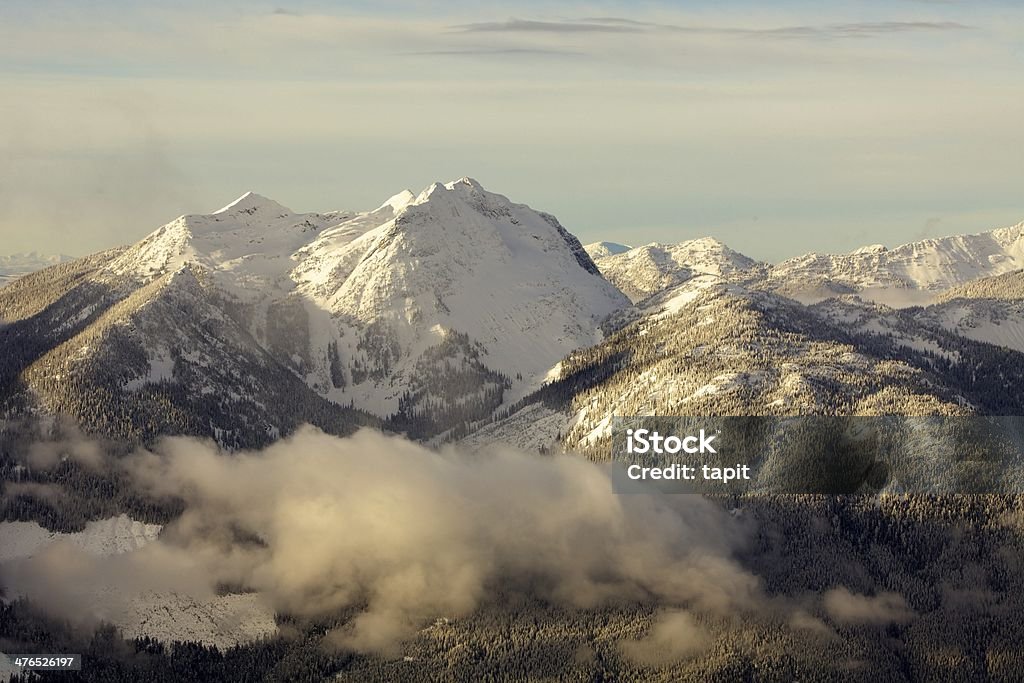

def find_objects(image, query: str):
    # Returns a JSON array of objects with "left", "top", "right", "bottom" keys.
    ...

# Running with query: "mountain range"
[
  {"left": 5, "top": 179, "right": 1024, "bottom": 678},
  {"left": 0, "top": 253, "right": 73, "bottom": 288},
  {"left": 2, "top": 178, "right": 1023, "bottom": 450}
]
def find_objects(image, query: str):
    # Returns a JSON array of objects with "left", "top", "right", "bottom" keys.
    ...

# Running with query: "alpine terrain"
[
  {"left": 0, "top": 178, "right": 627, "bottom": 445},
  {"left": 469, "top": 220, "right": 1024, "bottom": 455},
  {"left": 3, "top": 181, "right": 1024, "bottom": 681}
]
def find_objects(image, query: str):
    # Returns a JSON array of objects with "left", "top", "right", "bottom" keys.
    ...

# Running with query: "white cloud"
[{"left": 1, "top": 427, "right": 764, "bottom": 654}]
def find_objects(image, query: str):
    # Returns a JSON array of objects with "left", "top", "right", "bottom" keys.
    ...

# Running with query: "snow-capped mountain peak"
[
  {"left": 33, "top": 178, "right": 628, "bottom": 436},
  {"left": 412, "top": 176, "right": 485, "bottom": 204},
  {"left": 376, "top": 189, "right": 416, "bottom": 213},
  {"left": 449, "top": 176, "right": 484, "bottom": 190},
  {"left": 583, "top": 241, "right": 631, "bottom": 260},
  {"left": 990, "top": 220, "right": 1024, "bottom": 246},
  {"left": 213, "top": 191, "right": 292, "bottom": 216},
  {"left": 106, "top": 191, "right": 344, "bottom": 288},
  {"left": 284, "top": 178, "right": 630, "bottom": 421},
  {"left": 592, "top": 237, "right": 760, "bottom": 302}
]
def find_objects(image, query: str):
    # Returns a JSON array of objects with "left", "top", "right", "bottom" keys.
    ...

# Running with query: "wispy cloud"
[
  {"left": 762, "top": 21, "right": 971, "bottom": 39},
  {"left": 455, "top": 17, "right": 971, "bottom": 40},
  {"left": 406, "top": 47, "right": 584, "bottom": 57},
  {"left": 451, "top": 19, "right": 642, "bottom": 34}
]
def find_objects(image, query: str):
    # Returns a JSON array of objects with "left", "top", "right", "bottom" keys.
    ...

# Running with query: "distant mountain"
[
  {"left": 0, "top": 252, "right": 74, "bottom": 287},
  {"left": 769, "top": 221, "right": 1024, "bottom": 299},
  {"left": 583, "top": 220, "right": 1024, "bottom": 305},
  {"left": 0, "top": 179, "right": 628, "bottom": 444},
  {"left": 582, "top": 241, "right": 631, "bottom": 260},
  {"left": 788, "top": 259, "right": 1024, "bottom": 355},
  {"left": 590, "top": 238, "right": 761, "bottom": 303},
  {"left": 586, "top": 219, "right": 1024, "bottom": 308}
]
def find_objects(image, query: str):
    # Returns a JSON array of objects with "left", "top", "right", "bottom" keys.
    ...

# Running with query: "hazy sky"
[{"left": 1, "top": 1, "right": 1022, "bottom": 261}]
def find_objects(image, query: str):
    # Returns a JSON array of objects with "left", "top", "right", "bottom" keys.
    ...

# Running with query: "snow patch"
[{"left": 0, "top": 517, "right": 277, "bottom": 649}]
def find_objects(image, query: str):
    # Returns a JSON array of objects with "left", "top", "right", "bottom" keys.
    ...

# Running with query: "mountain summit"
[
  {"left": 212, "top": 191, "right": 291, "bottom": 216},
  {"left": 0, "top": 179, "right": 628, "bottom": 444},
  {"left": 290, "top": 177, "right": 628, "bottom": 429},
  {"left": 590, "top": 238, "right": 761, "bottom": 302}
]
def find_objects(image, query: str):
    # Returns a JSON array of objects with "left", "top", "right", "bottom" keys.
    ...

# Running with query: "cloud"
[
  {"left": 762, "top": 21, "right": 970, "bottom": 39},
  {"left": 579, "top": 17, "right": 663, "bottom": 28},
  {"left": 789, "top": 609, "right": 838, "bottom": 639},
  {"left": 454, "top": 17, "right": 971, "bottom": 40},
  {"left": 2, "top": 540, "right": 215, "bottom": 622},
  {"left": 824, "top": 587, "right": 916, "bottom": 625},
  {"left": 452, "top": 19, "right": 642, "bottom": 34},
  {"left": 27, "top": 435, "right": 104, "bottom": 472},
  {"left": 3, "top": 426, "right": 764, "bottom": 655},
  {"left": 405, "top": 48, "right": 584, "bottom": 58},
  {"left": 618, "top": 609, "right": 712, "bottom": 666},
  {"left": 6, "top": 416, "right": 106, "bottom": 472},
  {"left": 2, "top": 482, "right": 67, "bottom": 506}
]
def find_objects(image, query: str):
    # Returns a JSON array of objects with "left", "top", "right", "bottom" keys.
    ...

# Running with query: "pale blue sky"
[{"left": 1, "top": 1, "right": 1022, "bottom": 261}]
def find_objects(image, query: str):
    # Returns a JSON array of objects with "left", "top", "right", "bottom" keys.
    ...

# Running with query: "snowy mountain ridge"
[
  {"left": 768, "top": 220, "right": 1024, "bottom": 298},
  {"left": 582, "top": 241, "right": 631, "bottom": 260},
  {"left": 588, "top": 237, "right": 762, "bottom": 302},
  {"left": 4, "top": 181, "right": 1023, "bottom": 447},
  {"left": 287, "top": 177, "right": 628, "bottom": 420},
  {"left": 1, "top": 178, "right": 628, "bottom": 443},
  {"left": 585, "top": 220, "right": 1024, "bottom": 305}
]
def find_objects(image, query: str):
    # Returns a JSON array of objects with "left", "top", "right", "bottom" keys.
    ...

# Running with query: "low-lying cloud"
[
  {"left": 4, "top": 426, "right": 765, "bottom": 654},
  {"left": 824, "top": 587, "right": 916, "bottom": 626},
  {"left": 618, "top": 609, "right": 712, "bottom": 666}
]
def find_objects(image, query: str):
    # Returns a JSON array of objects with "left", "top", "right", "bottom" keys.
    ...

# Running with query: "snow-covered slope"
[
  {"left": 0, "top": 516, "right": 276, "bottom": 649},
  {"left": 583, "top": 241, "right": 631, "bottom": 260},
  {"left": 918, "top": 269, "right": 1024, "bottom": 353},
  {"left": 111, "top": 178, "right": 628, "bottom": 427},
  {"left": 923, "top": 300, "right": 1024, "bottom": 354},
  {"left": 107, "top": 191, "right": 356, "bottom": 292},
  {"left": 809, "top": 297, "right": 959, "bottom": 361},
  {"left": 796, "top": 266, "right": 1024, "bottom": 355},
  {"left": 770, "top": 221, "right": 1024, "bottom": 299},
  {"left": 465, "top": 279, "right": 987, "bottom": 455},
  {"left": 0, "top": 515, "right": 160, "bottom": 562},
  {"left": 592, "top": 238, "right": 760, "bottom": 303},
  {"left": 296, "top": 178, "right": 627, "bottom": 421},
  {"left": 1, "top": 178, "right": 628, "bottom": 442}
]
